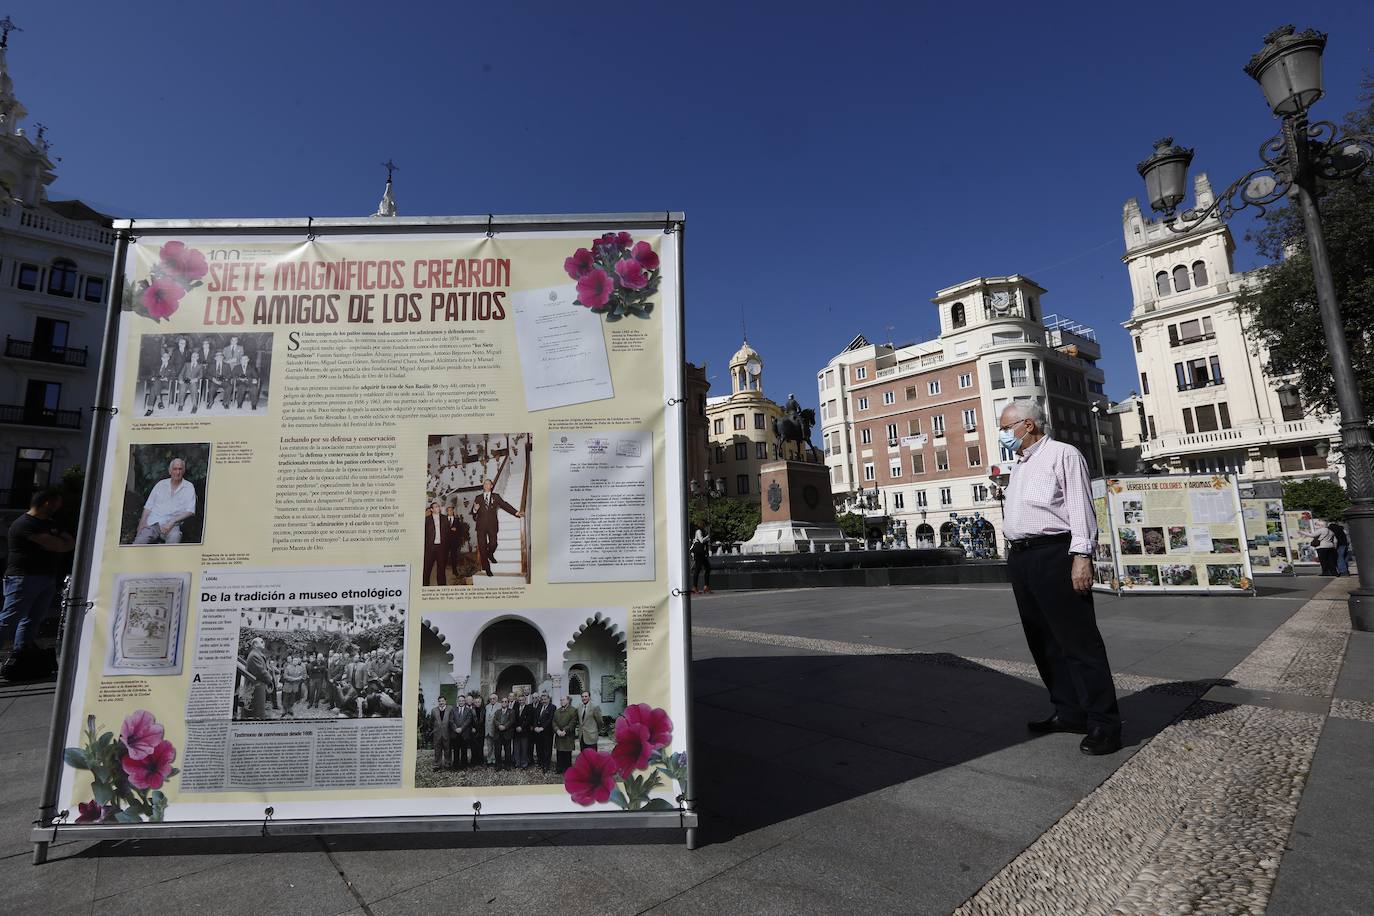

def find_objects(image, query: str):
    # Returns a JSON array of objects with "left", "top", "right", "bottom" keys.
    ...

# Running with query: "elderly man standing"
[{"left": 998, "top": 402, "right": 1121, "bottom": 756}]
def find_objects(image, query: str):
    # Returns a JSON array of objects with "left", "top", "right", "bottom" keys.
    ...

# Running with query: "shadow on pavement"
[{"left": 689, "top": 651, "right": 1227, "bottom": 846}]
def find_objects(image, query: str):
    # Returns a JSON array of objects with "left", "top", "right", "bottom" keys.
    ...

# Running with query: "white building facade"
[
  {"left": 817, "top": 276, "right": 1109, "bottom": 553},
  {"left": 1121, "top": 175, "right": 1338, "bottom": 480},
  {"left": 0, "top": 32, "right": 114, "bottom": 516}
]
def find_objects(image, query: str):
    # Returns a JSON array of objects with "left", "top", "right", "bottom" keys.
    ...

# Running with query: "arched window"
[
  {"left": 1155, "top": 271, "right": 1170, "bottom": 297},
  {"left": 951, "top": 302, "right": 966, "bottom": 329},
  {"left": 939, "top": 521, "right": 957, "bottom": 546},
  {"left": 1171, "top": 265, "right": 1191, "bottom": 293},
  {"left": 47, "top": 259, "right": 78, "bottom": 298},
  {"left": 1191, "top": 260, "right": 1208, "bottom": 287}
]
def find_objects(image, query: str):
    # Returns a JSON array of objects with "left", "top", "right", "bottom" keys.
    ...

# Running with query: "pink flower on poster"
[
  {"left": 121, "top": 739, "right": 177, "bottom": 791},
  {"left": 141, "top": 278, "right": 185, "bottom": 320},
  {"left": 564, "top": 748, "right": 619, "bottom": 805},
  {"left": 614, "top": 258, "right": 650, "bottom": 291},
  {"left": 631, "top": 240, "right": 660, "bottom": 270},
  {"left": 119, "top": 709, "right": 165, "bottom": 761},
  {"left": 576, "top": 268, "right": 615, "bottom": 309},
  {"left": 621, "top": 704, "right": 673, "bottom": 749},
  {"left": 564, "top": 248, "right": 596, "bottom": 279},
  {"left": 610, "top": 718, "right": 654, "bottom": 777}
]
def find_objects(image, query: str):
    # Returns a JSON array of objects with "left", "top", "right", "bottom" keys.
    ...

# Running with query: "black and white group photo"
[
  {"left": 233, "top": 603, "right": 405, "bottom": 721},
  {"left": 135, "top": 331, "right": 273, "bottom": 417},
  {"left": 422, "top": 433, "right": 532, "bottom": 587},
  {"left": 118, "top": 443, "right": 212, "bottom": 546}
]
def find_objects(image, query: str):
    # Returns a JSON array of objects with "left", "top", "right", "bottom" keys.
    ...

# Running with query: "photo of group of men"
[
  {"left": 136, "top": 332, "right": 273, "bottom": 417},
  {"left": 426, "top": 690, "right": 605, "bottom": 781},
  {"left": 233, "top": 604, "right": 405, "bottom": 720}
]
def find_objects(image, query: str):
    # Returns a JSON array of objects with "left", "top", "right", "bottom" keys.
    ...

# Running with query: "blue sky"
[{"left": 15, "top": 2, "right": 1374, "bottom": 406}]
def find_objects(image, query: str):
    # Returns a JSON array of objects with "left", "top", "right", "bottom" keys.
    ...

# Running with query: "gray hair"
[{"left": 1006, "top": 400, "right": 1047, "bottom": 431}]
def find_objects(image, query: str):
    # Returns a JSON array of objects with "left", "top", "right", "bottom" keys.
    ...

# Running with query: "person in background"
[
  {"left": 0, "top": 488, "right": 74, "bottom": 680},
  {"left": 1329, "top": 522, "right": 1350, "bottom": 576},
  {"left": 1312, "top": 524, "right": 1339, "bottom": 576},
  {"left": 690, "top": 527, "right": 712, "bottom": 594}
]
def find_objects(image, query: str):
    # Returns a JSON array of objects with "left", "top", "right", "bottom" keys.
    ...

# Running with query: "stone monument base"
[
  {"left": 738, "top": 459, "right": 851, "bottom": 555},
  {"left": 740, "top": 520, "right": 850, "bottom": 554}
]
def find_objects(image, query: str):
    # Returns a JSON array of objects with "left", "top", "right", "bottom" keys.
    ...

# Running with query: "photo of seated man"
[{"left": 120, "top": 443, "right": 211, "bottom": 546}]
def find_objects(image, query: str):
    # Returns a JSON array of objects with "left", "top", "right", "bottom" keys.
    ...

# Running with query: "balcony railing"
[
  {"left": 5, "top": 337, "right": 89, "bottom": 367},
  {"left": 0, "top": 404, "right": 82, "bottom": 429},
  {"left": 1170, "top": 333, "right": 1216, "bottom": 347},
  {"left": 1176, "top": 377, "right": 1224, "bottom": 392},
  {"left": 1141, "top": 418, "right": 1337, "bottom": 459}
]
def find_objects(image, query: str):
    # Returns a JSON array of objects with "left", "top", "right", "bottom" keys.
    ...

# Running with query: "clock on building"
[
  {"left": 746, "top": 358, "right": 762, "bottom": 377},
  {"left": 990, "top": 290, "right": 1013, "bottom": 314}
]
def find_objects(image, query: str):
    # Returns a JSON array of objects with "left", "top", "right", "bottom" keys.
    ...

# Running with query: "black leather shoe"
[
  {"left": 1027, "top": 714, "right": 1087, "bottom": 735},
  {"left": 1079, "top": 728, "right": 1123, "bottom": 756}
]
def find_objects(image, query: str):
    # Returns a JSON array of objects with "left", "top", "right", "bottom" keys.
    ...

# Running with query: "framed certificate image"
[{"left": 106, "top": 573, "right": 191, "bottom": 675}]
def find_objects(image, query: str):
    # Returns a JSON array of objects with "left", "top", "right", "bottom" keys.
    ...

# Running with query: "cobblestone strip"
[
  {"left": 954, "top": 578, "right": 1354, "bottom": 916},
  {"left": 1329, "top": 698, "right": 1374, "bottom": 723}
]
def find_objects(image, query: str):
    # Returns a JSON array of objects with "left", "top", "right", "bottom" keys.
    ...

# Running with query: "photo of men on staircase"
[{"left": 423, "top": 433, "right": 532, "bottom": 587}]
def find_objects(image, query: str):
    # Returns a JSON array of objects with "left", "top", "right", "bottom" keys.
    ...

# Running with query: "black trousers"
[
  {"left": 1008, "top": 542, "right": 1120, "bottom": 731},
  {"left": 1316, "top": 547, "right": 1338, "bottom": 576},
  {"left": 692, "top": 557, "right": 711, "bottom": 588},
  {"left": 424, "top": 543, "right": 446, "bottom": 586},
  {"left": 478, "top": 528, "right": 499, "bottom": 574}
]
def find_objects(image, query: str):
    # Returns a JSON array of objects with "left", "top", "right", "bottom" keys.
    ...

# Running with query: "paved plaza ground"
[{"left": 2, "top": 575, "right": 1370, "bottom": 914}]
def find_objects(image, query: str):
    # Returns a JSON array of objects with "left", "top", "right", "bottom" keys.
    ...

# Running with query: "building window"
[
  {"left": 1195, "top": 404, "right": 1220, "bottom": 432},
  {"left": 1280, "top": 390, "right": 1304, "bottom": 421},
  {"left": 1192, "top": 260, "right": 1208, "bottom": 287},
  {"left": 736, "top": 475, "right": 749, "bottom": 495},
  {"left": 16, "top": 263, "right": 38, "bottom": 291},
  {"left": 1134, "top": 335, "right": 1143, "bottom": 353},
  {"left": 714, "top": 445, "right": 725, "bottom": 463},
  {"left": 1155, "top": 271, "right": 1170, "bottom": 297},
  {"left": 1219, "top": 402, "right": 1231, "bottom": 429},
  {"left": 989, "top": 362, "right": 1005, "bottom": 390},
  {"left": 962, "top": 408, "right": 977, "bottom": 430},
  {"left": 886, "top": 423, "right": 899, "bottom": 445},
  {"left": 1172, "top": 264, "right": 1191, "bottom": 292},
  {"left": 893, "top": 492, "right": 905, "bottom": 509},
  {"left": 911, "top": 453, "right": 925, "bottom": 474},
  {"left": 883, "top": 390, "right": 895, "bottom": 405},
  {"left": 951, "top": 301, "right": 966, "bottom": 328},
  {"left": 928, "top": 380, "right": 941, "bottom": 396},
  {"left": 1183, "top": 407, "right": 1195, "bottom": 434},
  {"left": 754, "top": 412, "right": 765, "bottom": 429},
  {"left": 861, "top": 428, "right": 872, "bottom": 445},
  {"left": 936, "top": 448, "right": 949, "bottom": 471},
  {"left": 905, "top": 385, "right": 917, "bottom": 401},
  {"left": 734, "top": 442, "right": 748, "bottom": 460},
  {"left": 958, "top": 373, "right": 972, "bottom": 389},
  {"left": 939, "top": 487, "right": 952, "bottom": 507},
  {"left": 889, "top": 459, "right": 902, "bottom": 478},
  {"left": 1009, "top": 359, "right": 1028, "bottom": 387},
  {"left": 713, "top": 418, "right": 724, "bottom": 435},
  {"left": 967, "top": 445, "right": 981, "bottom": 467},
  {"left": 855, "top": 366, "right": 867, "bottom": 380},
  {"left": 857, "top": 397, "right": 869, "bottom": 411},
  {"left": 83, "top": 275, "right": 106, "bottom": 303},
  {"left": 973, "top": 483, "right": 988, "bottom": 501},
  {"left": 932, "top": 414, "right": 945, "bottom": 437},
  {"left": 1141, "top": 371, "right": 1150, "bottom": 395},
  {"left": 1277, "top": 445, "right": 1328, "bottom": 472},
  {"left": 733, "top": 414, "right": 745, "bottom": 430},
  {"left": 1172, "top": 316, "right": 1213, "bottom": 345},
  {"left": 916, "top": 490, "right": 928, "bottom": 508},
  {"left": 47, "top": 259, "right": 78, "bottom": 298},
  {"left": 908, "top": 417, "right": 921, "bottom": 436},
  {"left": 863, "top": 463, "right": 875, "bottom": 482},
  {"left": 1147, "top": 415, "right": 1157, "bottom": 439},
  {"left": 756, "top": 442, "right": 767, "bottom": 459}
]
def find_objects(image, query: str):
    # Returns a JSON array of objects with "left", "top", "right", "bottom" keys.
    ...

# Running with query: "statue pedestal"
[{"left": 740, "top": 461, "right": 850, "bottom": 554}]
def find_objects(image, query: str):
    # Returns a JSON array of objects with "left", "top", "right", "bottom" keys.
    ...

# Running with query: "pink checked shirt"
[{"left": 1002, "top": 436, "right": 1098, "bottom": 555}]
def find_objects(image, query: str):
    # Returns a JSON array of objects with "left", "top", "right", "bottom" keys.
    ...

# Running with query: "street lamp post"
[
  {"left": 1090, "top": 401, "right": 1107, "bottom": 478},
  {"left": 1135, "top": 24, "right": 1374, "bottom": 629}
]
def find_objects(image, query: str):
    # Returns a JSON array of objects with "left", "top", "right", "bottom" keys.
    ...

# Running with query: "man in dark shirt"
[{"left": 1, "top": 488, "right": 74, "bottom": 680}]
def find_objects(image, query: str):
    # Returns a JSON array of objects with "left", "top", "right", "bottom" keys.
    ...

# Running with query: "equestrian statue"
[{"left": 773, "top": 393, "right": 818, "bottom": 462}]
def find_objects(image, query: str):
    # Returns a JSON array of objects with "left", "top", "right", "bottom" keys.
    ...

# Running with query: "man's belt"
[{"left": 1006, "top": 532, "right": 1072, "bottom": 551}]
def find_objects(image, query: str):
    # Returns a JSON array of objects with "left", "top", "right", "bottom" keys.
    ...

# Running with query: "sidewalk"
[{"left": 1, "top": 576, "right": 1369, "bottom": 915}]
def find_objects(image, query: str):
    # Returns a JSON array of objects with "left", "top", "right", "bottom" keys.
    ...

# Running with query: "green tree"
[
  {"left": 1282, "top": 477, "right": 1351, "bottom": 522},
  {"left": 1235, "top": 80, "right": 1374, "bottom": 415},
  {"left": 835, "top": 512, "right": 865, "bottom": 539},
  {"left": 689, "top": 498, "right": 760, "bottom": 544}
]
